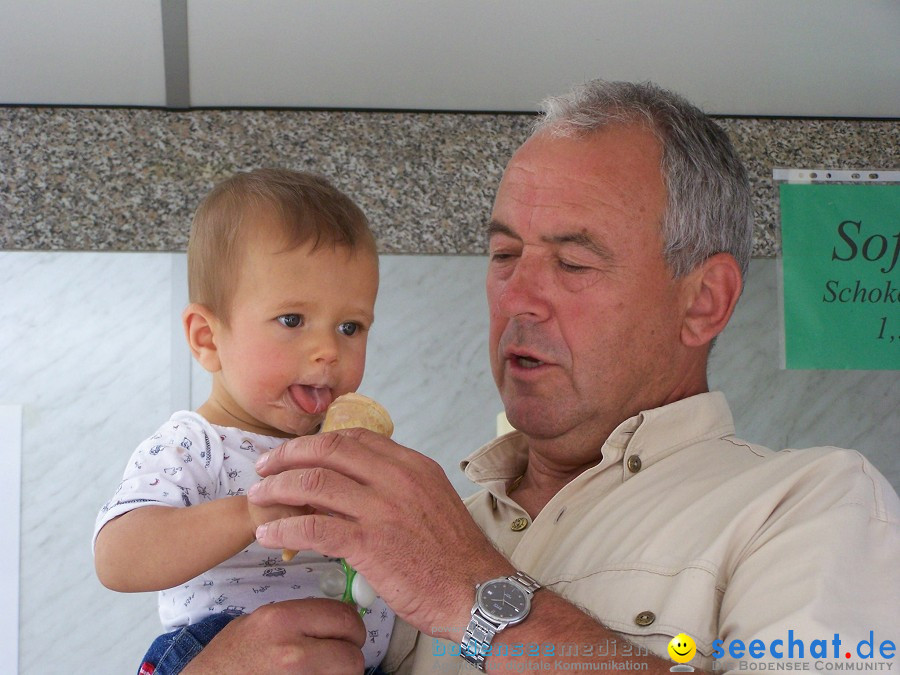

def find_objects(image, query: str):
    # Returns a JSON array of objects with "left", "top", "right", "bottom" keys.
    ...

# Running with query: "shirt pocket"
[{"left": 545, "top": 563, "right": 722, "bottom": 670}]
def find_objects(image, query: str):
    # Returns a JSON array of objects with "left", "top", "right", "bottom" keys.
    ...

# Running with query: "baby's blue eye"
[
  {"left": 338, "top": 322, "right": 359, "bottom": 336},
  {"left": 277, "top": 314, "right": 303, "bottom": 328}
]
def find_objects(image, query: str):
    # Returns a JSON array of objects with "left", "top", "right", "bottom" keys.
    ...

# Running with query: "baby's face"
[{"left": 210, "top": 229, "right": 378, "bottom": 437}]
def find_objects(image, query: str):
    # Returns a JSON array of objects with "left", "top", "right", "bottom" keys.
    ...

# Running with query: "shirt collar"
[{"left": 461, "top": 391, "right": 735, "bottom": 494}]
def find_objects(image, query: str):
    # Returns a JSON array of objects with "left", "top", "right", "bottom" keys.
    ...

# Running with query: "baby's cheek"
[{"left": 341, "top": 354, "right": 368, "bottom": 391}]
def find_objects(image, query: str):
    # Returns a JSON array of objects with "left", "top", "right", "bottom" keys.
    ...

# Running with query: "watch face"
[{"left": 477, "top": 579, "right": 531, "bottom": 623}]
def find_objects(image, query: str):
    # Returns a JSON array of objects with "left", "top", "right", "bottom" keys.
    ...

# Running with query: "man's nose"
[{"left": 496, "top": 253, "right": 551, "bottom": 320}]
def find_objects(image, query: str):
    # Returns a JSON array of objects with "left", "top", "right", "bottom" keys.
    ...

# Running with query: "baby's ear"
[{"left": 182, "top": 303, "right": 222, "bottom": 373}]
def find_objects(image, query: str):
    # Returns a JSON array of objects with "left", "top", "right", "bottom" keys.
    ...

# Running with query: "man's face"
[{"left": 487, "top": 125, "right": 697, "bottom": 455}]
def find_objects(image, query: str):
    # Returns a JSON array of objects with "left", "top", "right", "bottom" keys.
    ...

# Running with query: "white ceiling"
[{"left": 2, "top": 0, "right": 899, "bottom": 117}]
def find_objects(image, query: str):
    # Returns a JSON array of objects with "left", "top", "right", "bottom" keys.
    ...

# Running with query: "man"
[{"left": 186, "top": 81, "right": 899, "bottom": 673}]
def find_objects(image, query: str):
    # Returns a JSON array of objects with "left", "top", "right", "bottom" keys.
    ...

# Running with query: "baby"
[{"left": 93, "top": 168, "right": 393, "bottom": 674}]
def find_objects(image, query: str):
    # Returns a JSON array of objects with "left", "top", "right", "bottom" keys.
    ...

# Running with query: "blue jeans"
[{"left": 138, "top": 611, "right": 241, "bottom": 675}]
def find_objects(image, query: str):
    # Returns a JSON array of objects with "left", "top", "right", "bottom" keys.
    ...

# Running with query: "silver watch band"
[
  {"left": 460, "top": 611, "right": 498, "bottom": 669},
  {"left": 460, "top": 571, "right": 541, "bottom": 670},
  {"left": 509, "top": 570, "right": 541, "bottom": 594}
]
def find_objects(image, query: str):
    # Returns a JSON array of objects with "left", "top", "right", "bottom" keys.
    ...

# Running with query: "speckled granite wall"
[{"left": 1, "top": 107, "right": 897, "bottom": 255}]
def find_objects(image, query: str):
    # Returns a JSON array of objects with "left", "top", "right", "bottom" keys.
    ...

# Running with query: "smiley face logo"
[{"left": 668, "top": 633, "right": 697, "bottom": 663}]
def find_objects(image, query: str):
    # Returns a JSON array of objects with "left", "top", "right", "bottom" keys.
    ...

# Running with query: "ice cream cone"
[
  {"left": 282, "top": 393, "right": 393, "bottom": 561},
  {"left": 320, "top": 392, "right": 394, "bottom": 437}
]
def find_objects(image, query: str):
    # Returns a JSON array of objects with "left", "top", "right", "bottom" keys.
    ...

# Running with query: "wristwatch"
[{"left": 460, "top": 571, "right": 541, "bottom": 670}]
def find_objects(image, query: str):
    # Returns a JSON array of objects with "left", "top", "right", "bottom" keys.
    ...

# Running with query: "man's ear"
[
  {"left": 182, "top": 303, "right": 223, "bottom": 373},
  {"left": 681, "top": 253, "right": 743, "bottom": 348}
]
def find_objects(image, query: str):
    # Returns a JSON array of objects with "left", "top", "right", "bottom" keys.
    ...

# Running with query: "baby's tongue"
[{"left": 290, "top": 385, "right": 333, "bottom": 415}]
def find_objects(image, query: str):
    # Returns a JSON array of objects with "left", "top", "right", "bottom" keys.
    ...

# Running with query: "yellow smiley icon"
[{"left": 668, "top": 633, "right": 697, "bottom": 663}]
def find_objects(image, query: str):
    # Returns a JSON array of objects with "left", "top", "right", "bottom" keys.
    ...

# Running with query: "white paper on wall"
[{"left": 0, "top": 404, "right": 22, "bottom": 671}]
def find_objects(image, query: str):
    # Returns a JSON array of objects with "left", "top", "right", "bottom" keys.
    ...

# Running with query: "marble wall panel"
[
  {"left": 2, "top": 252, "right": 174, "bottom": 673},
  {"left": 2, "top": 252, "right": 897, "bottom": 672}
]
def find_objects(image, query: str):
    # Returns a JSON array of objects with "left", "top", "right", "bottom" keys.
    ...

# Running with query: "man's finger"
[
  {"left": 255, "top": 512, "right": 359, "bottom": 558},
  {"left": 249, "top": 465, "right": 369, "bottom": 519},
  {"left": 256, "top": 428, "right": 399, "bottom": 478},
  {"left": 253, "top": 598, "right": 366, "bottom": 646}
]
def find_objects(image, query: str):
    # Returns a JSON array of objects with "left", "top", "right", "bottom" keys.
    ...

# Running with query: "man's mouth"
[{"left": 513, "top": 355, "right": 545, "bottom": 369}]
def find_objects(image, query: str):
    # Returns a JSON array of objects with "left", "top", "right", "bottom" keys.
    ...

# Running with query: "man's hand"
[
  {"left": 249, "top": 429, "right": 514, "bottom": 641},
  {"left": 181, "top": 599, "right": 365, "bottom": 674},
  {"left": 247, "top": 498, "right": 313, "bottom": 534}
]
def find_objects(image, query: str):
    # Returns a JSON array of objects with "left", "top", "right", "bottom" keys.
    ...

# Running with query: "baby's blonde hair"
[{"left": 187, "top": 168, "right": 376, "bottom": 323}]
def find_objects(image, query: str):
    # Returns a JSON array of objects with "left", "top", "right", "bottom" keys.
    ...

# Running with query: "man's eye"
[
  {"left": 558, "top": 260, "right": 588, "bottom": 273},
  {"left": 338, "top": 322, "right": 359, "bottom": 336},
  {"left": 277, "top": 314, "right": 303, "bottom": 328}
]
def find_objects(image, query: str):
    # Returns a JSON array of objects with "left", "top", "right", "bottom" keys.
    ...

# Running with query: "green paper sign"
[{"left": 779, "top": 183, "right": 900, "bottom": 370}]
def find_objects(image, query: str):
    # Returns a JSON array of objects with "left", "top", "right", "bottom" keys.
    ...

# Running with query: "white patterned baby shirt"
[{"left": 94, "top": 411, "right": 394, "bottom": 669}]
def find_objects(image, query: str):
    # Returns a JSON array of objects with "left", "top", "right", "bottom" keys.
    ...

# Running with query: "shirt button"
[
  {"left": 635, "top": 611, "right": 656, "bottom": 627},
  {"left": 627, "top": 455, "right": 642, "bottom": 473},
  {"left": 511, "top": 517, "right": 529, "bottom": 532}
]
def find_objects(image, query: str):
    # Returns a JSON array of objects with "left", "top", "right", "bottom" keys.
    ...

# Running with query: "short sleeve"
[{"left": 93, "top": 412, "right": 224, "bottom": 548}]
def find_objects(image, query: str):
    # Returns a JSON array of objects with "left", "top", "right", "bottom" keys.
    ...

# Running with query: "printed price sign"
[{"left": 779, "top": 182, "right": 899, "bottom": 370}]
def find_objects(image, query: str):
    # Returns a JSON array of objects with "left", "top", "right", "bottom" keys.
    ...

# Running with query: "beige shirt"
[{"left": 385, "top": 392, "right": 900, "bottom": 673}]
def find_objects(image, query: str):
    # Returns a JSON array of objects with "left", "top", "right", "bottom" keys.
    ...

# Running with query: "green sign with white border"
[{"left": 778, "top": 180, "right": 899, "bottom": 370}]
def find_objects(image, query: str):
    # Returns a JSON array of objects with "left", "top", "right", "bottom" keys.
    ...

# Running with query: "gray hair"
[{"left": 535, "top": 80, "right": 752, "bottom": 280}]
